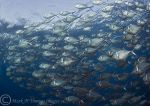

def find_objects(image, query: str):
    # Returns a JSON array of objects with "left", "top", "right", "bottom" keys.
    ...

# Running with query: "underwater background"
[{"left": 0, "top": 0, "right": 150, "bottom": 106}]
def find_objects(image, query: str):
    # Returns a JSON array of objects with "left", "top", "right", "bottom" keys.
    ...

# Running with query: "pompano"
[
  {"left": 60, "top": 11, "right": 74, "bottom": 16},
  {"left": 124, "top": 2, "right": 133, "bottom": 7},
  {"left": 132, "top": 58, "right": 150, "bottom": 75},
  {"left": 89, "top": 38, "right": 103, "bottom": 47},
  {"left": 134, "top": 44, "right": 142, "bottom": 50},
  {"left": 143, "top": 73, "right": 150, "bottom": 84},
  {"left": 63, "top": 15, "right": 79, "bottom": 23},
  {"left": 121, "top": 10, "right": 135, "bottom": 19},
  {"left": 114, "top": 0, "right": 125, "bottom": 4},
  {"left": 100, "top": 12, "right": 111, "bottom": 18},
  {"left": 102, "top": 6, "right": 114, "bottom": 13},
  {"left": 146, "top": 3, "right": 150, "bottom": 11},
  {"left": 41, "top": 44, "right": 52, "bottom": 49},
  {"left": 16, "top": 30, "right": 24, "bottom": 35},
  {"left": 135, "top": 2, "right": 145, "bottom": 9},
  {"left": 75, "top": 4, "right": 93, "bottom": 10},
  {"left": 83, "top": 27, "right": 91, "bottom": 31},
  {"left": 64, "top": 96, "right": 80, "bottom": 103},
  {"left": 32, "top": 71, "right": 45, "bottom": 78},
  {"left": 126, "top": 24, "right": 141, "bottom": 34},
  {"left": 112, "top": 49, "right": 136, "bottom": 60},
  {"left": 51, "top": 78, "right": 66, "bottom": 87},
  {"left": 64, "top": 36, "right": 78, "bottom": 44},
  {"left": 43, "top": 13, "right": 56, "bottom": 19},
  {"left": 1, "top": 0, "right": 150, "bottom": 105},
  {"left": 18, "top": 39, "right": 32, "bottom": 48},
  {"left": 85, "top": 47, "right": 96, "bottom": 54},
  {"left": 92, "top": 0, "right": 102, "bottom": 5},
  {"left": 58, "top": 57, "right": 76, "bottom": 66},
  {"left": 106, "top": 24, "right": 120, "bottom": 31},
  {"left": 137, "top": 19, "right": 147, "bottom": 26},
  {"left": 86, "top": 12, "right": 97, "bottom": 19},
  {"left": 39, "top": 63, "right": 50, "bottom": 69},
  {"left": 98, "top": 55, "right": 110, "bottom": 62},
  {"left": 64, "top": 45, "right": 75, "bottom": 51}
]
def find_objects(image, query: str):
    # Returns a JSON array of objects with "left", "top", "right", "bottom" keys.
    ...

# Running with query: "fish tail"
[
  {"left": 131, "top": 50, "right": 136, "bottom": 56},
  {"left": 88, "top": 6, "right": 94, "bottom": 11}
]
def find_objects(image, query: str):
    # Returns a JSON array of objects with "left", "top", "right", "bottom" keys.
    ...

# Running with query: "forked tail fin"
[{"left": 131, "top": 50, "right": 136, "bottom": 56}]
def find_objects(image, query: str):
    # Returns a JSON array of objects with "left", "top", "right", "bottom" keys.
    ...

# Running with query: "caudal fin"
[{"left": 131, "top": 50, "right": 136, "bottom": 56}]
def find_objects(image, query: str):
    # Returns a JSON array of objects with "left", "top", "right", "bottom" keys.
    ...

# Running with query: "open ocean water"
[{"left": 0, "top": 0, "right": 150, "bottom": 106}]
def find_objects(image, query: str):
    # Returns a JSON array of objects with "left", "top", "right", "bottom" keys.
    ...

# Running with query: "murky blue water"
[{"left": 0, "top": 0, "right": 150, "bottom": 106}]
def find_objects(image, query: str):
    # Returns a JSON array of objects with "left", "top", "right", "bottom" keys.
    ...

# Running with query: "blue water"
[{"left": 0, "top": 3, "right": 150, "bottom": 106}]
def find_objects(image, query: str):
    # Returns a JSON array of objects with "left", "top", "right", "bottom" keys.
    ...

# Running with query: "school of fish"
[{"left": 0, "top": 0, "right": 150, "bottom": 106}]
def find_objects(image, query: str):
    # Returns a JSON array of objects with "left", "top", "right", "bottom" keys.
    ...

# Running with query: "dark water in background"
[
  {"left": 0, "top": 7, "right": 150, "bottom": 106},
  {"left": 0, "top": 29, "right": 150, "bottom": 106},
  {"left": 0, "top": 55, "right": 150, "bottom": 106}
]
